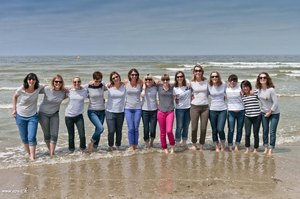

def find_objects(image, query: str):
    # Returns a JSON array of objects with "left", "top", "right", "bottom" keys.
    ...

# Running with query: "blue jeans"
[
  {"left": 87, "top": 110, "right": 105, "bottom": 148},
  {"left": 15, "top": 113, "right": 39, "bottom": 146},
  {"left": 125, "top": 109, "right": 142, "bottom": 145},
  {"left": 142, "top": 110, "right": 157, "bottom": 142},
  {"left": 261, "top": 113, "right": 280, "bottom": 149},
  {"left": 65, "top": 114, "right": 86, "bottom": 151},
  {"left": 175, "top": 108, "right": 191, "bottom": 142},
  {"left": 209, "top": 110, "right": 227, "bottom": 144},
  {"left": 227, "top": 110, "right": 245, "bottom": 146}
]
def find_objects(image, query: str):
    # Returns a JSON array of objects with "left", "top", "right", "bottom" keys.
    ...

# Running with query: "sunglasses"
[
  {"left": 194, "top": 69, "right": 202, "bottom": 73},
  {"left": 131, "top": 74, "right": 138, "bottom": 76},
  {"left": 211, "top": 75, "right": 219, "bottom": 78},
  {"left": 259, "top": 76, "right": 267, "bottom": 80},
  {"left": 73, "top": 81, "right": 81, "bottom": 83},
  {"left": 112, "top": 76, "right": 119, "bottom": 80},
  {"left": 162, "top": 79, "right": 170, "bottom": 82},
  {"left": 145, "top": 78, "right": 152, "bottom": 81},
  {"left": 28, "top": 78, "right": 36, "bottom": 81},
  {"left": 176, "top": 75, "right": 184, "bottom": 79},
  {"left": 54, "top": 80, "right": 63, "bottom": 84}
]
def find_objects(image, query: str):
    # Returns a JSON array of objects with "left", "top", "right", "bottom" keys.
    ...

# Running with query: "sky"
[{"left": 0, "top": 0, "right": 300, "bottom": 56}]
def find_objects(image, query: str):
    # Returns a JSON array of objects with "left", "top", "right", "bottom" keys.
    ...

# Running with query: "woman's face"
[
  {"left": 228, "top": 79, "right": 237, "bottom": 88},
  {"left": 210, "top": 73, "right": 219, "bottom": 85},
  {"left": 73, "top": 77, "right": 81, "bottom": 89},
  {"left": 145, "top": 77, "right": 153, "bottom": 87},
  {"left": 27, "top": 77, "right": 37, "bottom": 87},
  {"left": 259, "top": 74, "right": 267, "bottom": 85},
  {"left": 53, "top": 78, "right": 63, "bottom": 90},
  {"left": 193, "top": 67, "right": 203, "bottom": 78},
  {"left": 112, "top": 74, "right": 120, "bottom": 84},
  {"left": 242, "top": 85, "right": 250, "bottom": 95},
  {"left": 176, "top": 73, "right": 184, "bottom": 84},
  {"left": 130, "top": 71, "right": 138, "bottom": 82}
]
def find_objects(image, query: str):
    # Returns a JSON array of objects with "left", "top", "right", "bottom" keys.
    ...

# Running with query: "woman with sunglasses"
[
  {"left": 208, "top": 71, "right": 227, "bottom": 152},
  {"left": 256, "top": 72, "right": 280, "bottom": 155},
  {"left": 141, "top": 74, "right": 158, "bottom": 148},
  {"left": 124, "top": 68, "right": 143, "bottom": 152},
  {"left": 12, "top": 73, "right": 44, "bottom": 160},
  {"left": 106, "top": 71, "right": 126, "bottom": 151},
  {"left": 65, "top": 76, "right": 88, "bottom": 152},
  {"left": 173, "top": 71, "right": 191, "bottom": 148},
  {"left": 226, "top": 74, "right": 245, "bottom": 152},
  {"left": 38, "top": 74, "right": 67, "bottom": 157},
  {"left": 157, "top": 74, "right": 175, "bottom": 154},
  {"left": 86, "top": 71, "right": 107, "bottom": 152},
  {"left": 190, "top": 64, "right": 209, "bottom": 151}
]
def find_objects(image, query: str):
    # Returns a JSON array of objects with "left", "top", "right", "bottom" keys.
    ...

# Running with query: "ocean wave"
[
  {"left": 0, "top": 104, "right": 13, "bottom": 109},
  {"left": 0, "top": 87, "right": 18, "bottom": 91},
  {"left": 165, "top": 67, "right": 191, "bottom": 71},
  {"left": 195, "top": 62, "right": 300, "bottom": 69}
]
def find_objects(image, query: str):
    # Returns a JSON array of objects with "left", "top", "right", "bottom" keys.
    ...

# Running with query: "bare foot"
[
  {"left": 253, "top": 149, "right": 257, "bottom": 154},
  {"left": 88, "top": 142, "right": 94, "bottom": 153},
  {"left": 163, "top": 149, "right": 169, "bottom": 154},
  {"left": 221, "top": 143, "right": 225, "bottom": 152},
  {"left": 228, "top": 146, "right": 233, "bottom": 152},
  {"left": 244, "top": 148, "right": 250, "bottom": 154},
  {"left": 107, "top": 146, "right": 114, "bottom": 152},
  {"left": 191, "top": 144, "right": 198, "bottom": 151},
  {"left": 170, "top": 146, "right": 175, "bottom": 154},
  {"left": 199, "top": 144, "right": 204, "bottom": 151},
  {"left": 234, "top": 145, "right": 239, "bottom": 152},
  {"left": 215, "top": 145, "right": 220, "bottom": 152},
  {"left": 264, "top": 148, "right": 268, "bottom": 154},
  {"left": 150, "top": 138, "right": 154, "bottom": 148},
  {"left": 145, "top": 141, "right": 150, "bottom": 149},
  {"left": 267, "top": 149, "right": 273, "bottom": 156}
]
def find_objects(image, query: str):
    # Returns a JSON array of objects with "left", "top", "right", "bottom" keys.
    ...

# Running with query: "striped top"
[{"left": 241, "top": 92, "right": 261, "bottom": 117}]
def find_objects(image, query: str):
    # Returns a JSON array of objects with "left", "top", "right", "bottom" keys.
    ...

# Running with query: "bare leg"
[
  {"left": 215, "top": 144, "right": 220, "bottom": 152},
  {"left": 50, "top": 143, "right": 56, "bottom": 157},
  {"left": 234, "top": 144, "right": 239, "bottom": 152},
  {"left": 253, "top": 148, "right": 257, "bottom": 153},
  {"left": 267, "top": 148, "right": 273, "bottom": 156},
  {"left": 24, "top": 144, "right": 30, "bottom": 156},
  {"left": 228, "top": 145, "right": 233, "bottom": 152},
  {"left": 163, "top": 149, "right": 169, "bottom": 154},
  {"left": 150, "top": 138, "right": 154, "bottom": 148},
  {"left": 244, "top": 147, "right": 250, "bottom": 154},
  {"left": 220, "top": 143, "right": 225, "bottom": 152},
  {"left": 170, "top": 146, "right": 174, "bottom": 154},
  {"left": 29, "top": 145, "right": 36, "bottom": 160},
  {"left": 264, "top": 147, "right": 268, "bottom": 154},
  {"left": 88, "top": 142, "right": 95, "bottom": 153},
  {"left": 199, "top": 144, "right": 204, "bottom": 151},
  {"left": 191, "top": 143, "right": 198, "bottom": 151}
]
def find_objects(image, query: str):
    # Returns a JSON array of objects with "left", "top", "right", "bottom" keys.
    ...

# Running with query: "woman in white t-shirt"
[{"left": 12, "top": 73, "right": 44, "bottom": 160}]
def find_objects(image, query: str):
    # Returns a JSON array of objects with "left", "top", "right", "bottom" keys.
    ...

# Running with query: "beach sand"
[{"left": 0, "top": 142, "right": 299, "bottom": 199}]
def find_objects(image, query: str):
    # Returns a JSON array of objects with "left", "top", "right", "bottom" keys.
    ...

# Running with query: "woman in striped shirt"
[{"left": 241, "top": 80, "right": 261, "bottom": 154}]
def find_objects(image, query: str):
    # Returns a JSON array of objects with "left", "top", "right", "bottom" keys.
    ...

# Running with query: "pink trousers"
[{"left": 157, "top": 110, "right": 175, "bottom": 149}]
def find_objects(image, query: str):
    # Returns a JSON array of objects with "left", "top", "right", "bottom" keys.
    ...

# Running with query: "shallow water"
[{"left": 0, "top": 55, "right": 300, "bottom": 168}]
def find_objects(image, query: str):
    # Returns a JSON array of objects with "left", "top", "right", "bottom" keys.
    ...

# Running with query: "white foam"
[
  {"left": 0, "top": 87, "right": 18, "bottom": 91},
  {"left": 165, "top": 68, "right": 191, "bottom": 71},
  {"left": 201, "top": 62, "right": 300, "bottom": 69},
  {"left": 0, "top": 104, "right": 13, "bottom": 109},
  {"left": 286, "top": 74, "right": 300, "bottom": 77}
]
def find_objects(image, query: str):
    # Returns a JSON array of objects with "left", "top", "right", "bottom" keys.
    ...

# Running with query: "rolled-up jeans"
[
  {"left": 209, "top": 110, "right": 227, "bottom": 144},
  {"left": 16, "top": 113, "right": 39, "bottom": 146},
  {"left": 227, "top": 110, "right": 245, "bottom": 146},
  {"left": 87, "top": 110, "right": 105, "bottom": 148},
  {"left": 65, "top": 114, "right": 86, "bottom": 151},
  {"left": 175, "top": 108, "right": 190, "bottom": 142},
  {"left": 261, "top": 113, "right": 280, "bottom": 149}
]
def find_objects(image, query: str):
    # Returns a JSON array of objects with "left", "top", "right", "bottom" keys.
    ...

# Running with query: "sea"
[{"left": 0, "top": 55, "right": 299, "bottom": 169}]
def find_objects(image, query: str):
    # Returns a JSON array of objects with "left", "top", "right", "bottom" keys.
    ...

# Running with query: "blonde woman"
[{"left": 39, "top": 74, "right": 67, "bottom": 157}]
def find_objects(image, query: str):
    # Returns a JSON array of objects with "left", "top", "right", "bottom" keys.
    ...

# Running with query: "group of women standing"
[{"left": 12, "top": 65, "right": 280, "bottom": 160}]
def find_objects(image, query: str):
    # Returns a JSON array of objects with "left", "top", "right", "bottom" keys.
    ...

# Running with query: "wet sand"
[{"left": 0, "top": 143, "right": 300, "bottom": 199}]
